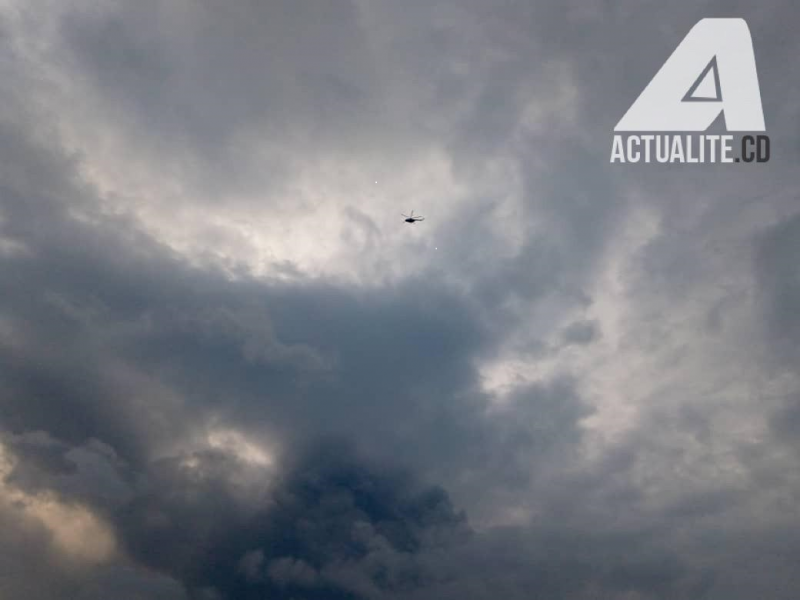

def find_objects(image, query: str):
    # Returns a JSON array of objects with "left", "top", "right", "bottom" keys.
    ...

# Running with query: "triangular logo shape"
[{"left": 682, "top": 56, "right": 722, "bottom": 102}]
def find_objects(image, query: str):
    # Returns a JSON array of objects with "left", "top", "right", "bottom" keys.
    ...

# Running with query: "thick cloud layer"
[{"left": 1, "top": 1, "right": 799, "bottom": 599}]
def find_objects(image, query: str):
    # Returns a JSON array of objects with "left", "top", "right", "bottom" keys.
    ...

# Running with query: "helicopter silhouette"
[{"left": 402, "top": 210, "right": 425, "bottom": 223}]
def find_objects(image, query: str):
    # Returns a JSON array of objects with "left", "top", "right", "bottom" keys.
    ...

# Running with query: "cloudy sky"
[{"left": 0, "top": 1, "right": 798, "bottom": 599}]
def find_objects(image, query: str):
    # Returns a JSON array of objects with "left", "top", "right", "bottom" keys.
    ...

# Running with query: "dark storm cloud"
[
  {"left": 0, "top": 109, "right": 583, "bottom": 492},
  {"left": 0, "top": 85, "right": 591, "bottom": 599},
  {"left": 0, "top": 101, "right": 581, "bottom": 489},
  {"left": 0, "top": 104, "right": 696, "bottom": 599},
  {"left": 5, "top": 432, "right": 707, "bottom": 600},
  {"left": 2, "top": 0, "right": 800, "bottom": 599},
  {"left": 118, "top": 440, "right": 468, "bottom": 599}
]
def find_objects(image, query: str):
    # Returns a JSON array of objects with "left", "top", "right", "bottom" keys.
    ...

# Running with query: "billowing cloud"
[{"left": 1, "top": 1, "right": 799, "bottom": 599}]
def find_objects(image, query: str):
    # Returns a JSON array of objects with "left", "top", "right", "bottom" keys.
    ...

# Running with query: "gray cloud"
[
  {"left": 755, "top": 212, "right": 800, "bottom": 361},
  {"left": 562, "top": 319, "right": 600, "bottom": 346},
  {"left": 1, "top": 0, "right": 800, "bottom": 599}
]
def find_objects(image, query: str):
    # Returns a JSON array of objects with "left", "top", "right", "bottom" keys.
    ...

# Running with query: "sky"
[{"left": 0, "top": 1, "right": 798, "bottom": 599}]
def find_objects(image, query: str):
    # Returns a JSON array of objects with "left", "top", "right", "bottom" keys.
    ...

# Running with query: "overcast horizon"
[{"left": 1, "top": 2, "right": 799, "bottom": 599}]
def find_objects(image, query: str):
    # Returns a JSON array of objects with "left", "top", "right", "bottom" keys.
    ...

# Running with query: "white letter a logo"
[{"left": 615, "top": 18, "right": 765, "bottom": 132}]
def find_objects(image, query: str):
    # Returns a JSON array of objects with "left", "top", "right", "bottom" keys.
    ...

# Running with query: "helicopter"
[{"left": 402, "top": 210, "right": 425, "bottom": 223}]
